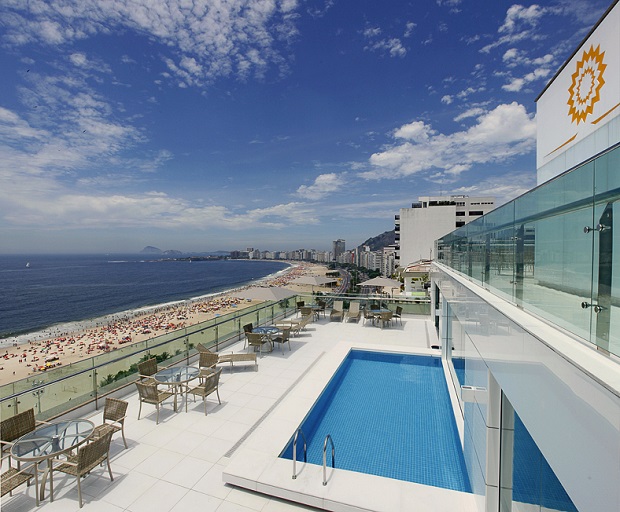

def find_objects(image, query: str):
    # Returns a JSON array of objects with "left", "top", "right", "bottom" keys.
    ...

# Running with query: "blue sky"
[{"left": 0, "top": 0, "right": 609, "bottom": 254}]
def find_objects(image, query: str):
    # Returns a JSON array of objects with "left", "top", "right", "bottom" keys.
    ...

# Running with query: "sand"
[{"left": 0, "top": 262, "right": 335, "bottom": 385}]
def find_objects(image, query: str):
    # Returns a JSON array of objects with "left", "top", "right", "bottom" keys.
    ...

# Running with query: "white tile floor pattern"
[{"left": 1, "top": 313, "right": 472, "bottom": 512}]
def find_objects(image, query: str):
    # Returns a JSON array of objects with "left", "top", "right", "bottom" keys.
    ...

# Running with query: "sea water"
[{"left": 0, "top": 254, "right": 289, "bottom": 343}]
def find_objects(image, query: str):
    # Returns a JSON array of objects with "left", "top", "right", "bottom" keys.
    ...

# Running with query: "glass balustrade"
[
  {"left": 0, "top": 293, "right": 429, "bottom": 421},
  {"left": 437, "top": 144, "right": 620, "bottom": 358}
]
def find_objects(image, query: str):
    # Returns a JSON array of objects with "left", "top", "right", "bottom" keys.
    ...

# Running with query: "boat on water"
[{"left": 25, "top": 262, "right": 30, "bottom": 268}]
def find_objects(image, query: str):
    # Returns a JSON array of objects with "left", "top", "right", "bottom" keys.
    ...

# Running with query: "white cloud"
[
  {"left": 393, "top": 121, "right": 435, "bottom": 142},
  {"left": 441, "top": 95, "right": 453, "bottom": 105},
  {"left": 364, "top": 38, "right": 407, "bottom": 58},
  {"left": 454, "top": 107, "right": 485, "bottom": 122},
  {"left": 296, "top": 173, "right": 346, "bottom": 200},
  {"left": 502, "top": 67, "right": 551, "bottom": 92},
  {"left": 404, "top": 22, "right": 416, "bottom": 38},
  {"left": 481, "top": 4, "right": 549, "bottom": 53},
  {"left": 362, "top": 102, "right": 536, "bottom": 181},
  {"left": 1, "top": 0, "right": 301, "bottom": 86}
]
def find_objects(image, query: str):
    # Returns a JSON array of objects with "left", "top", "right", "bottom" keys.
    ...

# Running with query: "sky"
[{"left": 0, "top": 0, "right": 610, "bottom": 254}]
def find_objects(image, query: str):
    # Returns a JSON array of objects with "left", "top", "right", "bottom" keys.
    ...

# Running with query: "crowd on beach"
[{"left": 0, "top": 263, "right": 324, "bottom": 384}]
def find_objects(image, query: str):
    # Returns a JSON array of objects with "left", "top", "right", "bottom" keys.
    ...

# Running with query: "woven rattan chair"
[
  {"left": 199, "top": 351, "right": 219, "bottom": 382},
  {"left": 1, "top": 452, "right": 34, "bottom": 500},
  {"left": 271, "top": 327, "right": 291, "bottom": 353},
  {"left": 137, "top": 357, "right": 158, "bottom": 384},
  {"left": 196, "top": 343, "right": 215, "bottom": 354},
  {"left": 246, "top": 332, "right": 270, "bottom": 354},
  {"left": 187, "top": 368, "right": 222, "bottom": 415},
  {"left": 1, "top": 408, "right": 37, "bottom": 449},
  {"left": 135, "top": 382, "right": 173, "bottom": 424},
  {"left": 393, "top": 306, "right": 403, "bottom": 325},
  {"left": 51, "top": 431, "right": 113, "bottom": 508},
  {"left": 91, "top": 398, "right": 128, "bottom": 449},
  {"left": 1, "top": 408, "right": 50, "bottom": 468},
  {"left": 242, "top": 323, "right": 253, "bottom": 348}
]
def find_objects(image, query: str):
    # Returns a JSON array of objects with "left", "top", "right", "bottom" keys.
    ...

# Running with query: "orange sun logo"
[{"left": 567, "top": 44, "right": 606, "bottom": 124}]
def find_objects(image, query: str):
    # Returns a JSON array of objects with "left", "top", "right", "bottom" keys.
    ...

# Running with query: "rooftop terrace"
[{"left": 1, "top": 312, "right": 476, "bottom": 512}]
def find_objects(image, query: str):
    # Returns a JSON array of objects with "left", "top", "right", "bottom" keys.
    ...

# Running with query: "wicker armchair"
[
  {"left": 135, "top": 382, "right": 173, "bottom": 424},
  {"left": 91, "top": 397, "right": 128, "bottom": 449},
  {"left": 393, "top": 306, "right": 403, "bottom": 325},
  {"left": 51, "top": 431, "right": 113, "bottom": 508},
  {"left": 137, "top": 357, "right": 158, "bottom": 384},
  {"left": 1, "top": 408, "right": 50, "bottom": 466},
  {"left": 1, "top": 408, "right": 37, "bottom": 448},
  {"left": 187, "top": 368, "right": 222, "bottom": 415},
  {"left": 1, "top": 452, "right": 34, "bottom": 500},
  {"left": 271, "top": 327, "right": 291, "bottom": 353},
  {"left": 199, "top": 351, "right": 219, "bottom": 382},
  {"left": 245, "top": 332, "right": 270, "bottom": 354},
  {"left": 196, "top": 343, "right": 215, "bottom": 354}
]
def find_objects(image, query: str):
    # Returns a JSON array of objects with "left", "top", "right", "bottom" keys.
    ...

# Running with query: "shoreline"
[
  {"left": 0, "top": 260, "right": 294, "bottom": 347},
  {"left": 0, "top": 262, "right": 333, "bottom": 385}
]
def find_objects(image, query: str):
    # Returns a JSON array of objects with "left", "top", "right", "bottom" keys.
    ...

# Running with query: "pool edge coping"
[{"left": 223, "top": 339, "right": 479, "bottom": 512}]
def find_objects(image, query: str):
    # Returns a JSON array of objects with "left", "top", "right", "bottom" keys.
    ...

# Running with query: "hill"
[{"left": 358, "top": 230, "right": 396, "bottom": 251}]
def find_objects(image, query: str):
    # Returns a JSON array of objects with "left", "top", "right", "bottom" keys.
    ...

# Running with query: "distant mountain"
[
  {"left": 358, "top": 230, "right": 396, "bottom": 252},
  {"left": 140, "top": 246, "right": 162, "bottom": 254},
  {"left": 162, "top": 250, "right": 183, "bottom": 256}
]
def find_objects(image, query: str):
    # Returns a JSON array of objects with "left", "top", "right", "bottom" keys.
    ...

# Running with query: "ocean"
[{"left": 0, "top": 254, "right": 289, "bottom": 343}]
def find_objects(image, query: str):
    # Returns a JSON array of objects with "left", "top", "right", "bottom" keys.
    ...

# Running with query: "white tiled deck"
[{"left": 2, "top": 314, "right": 477, "bottom": 512}]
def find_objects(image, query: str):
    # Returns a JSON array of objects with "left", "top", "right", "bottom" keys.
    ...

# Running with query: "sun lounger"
[{"left": 218, "top": 352, "right": 258, "bottom": 372}]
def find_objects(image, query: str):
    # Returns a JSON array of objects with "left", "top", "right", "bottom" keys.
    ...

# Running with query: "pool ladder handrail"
[
  {"left": 322, "top": 434, "right": 335, "bottom": 486},
  {"left": 292, "top": 428, "right": 307, "bottom": 479}
]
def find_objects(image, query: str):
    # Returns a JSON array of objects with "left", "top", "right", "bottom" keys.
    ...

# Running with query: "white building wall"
[
  {"left": 398, "top": 206, "right": 456, "bottom": 267},
  {"left": 434, "top": 264, "right": 620, "bottom": 512}
]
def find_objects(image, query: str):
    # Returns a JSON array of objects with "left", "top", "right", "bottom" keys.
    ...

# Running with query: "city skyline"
[{"left": 0, "top": 0, "right": 609, "bottom": 254}]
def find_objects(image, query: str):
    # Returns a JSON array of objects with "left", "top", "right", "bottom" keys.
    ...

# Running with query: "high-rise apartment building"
[
  {"left": 332, "top": 239, "right": 345, "bottom": 262},
  {"left": 395, "top": 195, "right": 495, "bottom": 267}
]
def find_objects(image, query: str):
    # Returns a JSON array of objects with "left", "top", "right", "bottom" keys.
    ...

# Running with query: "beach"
[{"left": 0, "top": 262, "right": 334, "bottom": 385}]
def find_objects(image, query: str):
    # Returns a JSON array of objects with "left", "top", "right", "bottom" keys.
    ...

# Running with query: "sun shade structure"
[
  {"left": 290, "top": 275, "right": 337, "bottom": 286},
  {"left": 237, "top": 286, "right": 296, "bottom": 302},
  {"left": 357, "top": 277, "right": 401, "bottom": 288}
]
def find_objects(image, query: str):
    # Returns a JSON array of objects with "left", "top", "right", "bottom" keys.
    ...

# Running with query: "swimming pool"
[{"left": 280, "top": 350, "right": 472, "bottom": 493}]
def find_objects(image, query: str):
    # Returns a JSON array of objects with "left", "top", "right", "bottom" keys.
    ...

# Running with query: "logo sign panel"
[{"left": 537, "top": 3, "right": 620, "bottom": 171}]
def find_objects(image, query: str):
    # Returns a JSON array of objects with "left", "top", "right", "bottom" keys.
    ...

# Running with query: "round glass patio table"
[
  {"left": 252, "top": 326, "right": 280, "bottom": 335},
  {"left": 11, "top": 419, "right": 94, "bottom": 503},
  {"left": 154, "top": 366, "right": 200, "bottom": 412}
]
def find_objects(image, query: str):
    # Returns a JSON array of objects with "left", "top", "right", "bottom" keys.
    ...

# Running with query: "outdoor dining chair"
[
  {"left": 135, "top": 381, "right": 173, "bottom": 424},
  {"left": 51, "top": 431, "right": 114, "bottom": 508},
  {"left": 187, "top": 368, "right": 222, "bottom": 415},
  {"left": 199, "top": 351, "right": 219, "bottom": 382},
  {"left": 91, "top": 397, "right": 128, "bottom": 449},
  {"left": 137, "top": 357, "right": 158, "bottom": 384},
  {"left": 271, "top": 327, "right": 292, "bottom": 353},
  {"left": 393, "top": 306, "right": 403, "bottom": 325},
  {"left": 246, "top": 332, "right": 270, "bottom": 354},
  {"left": 1, "top": 452, "right": 34, "bottom": 500}
]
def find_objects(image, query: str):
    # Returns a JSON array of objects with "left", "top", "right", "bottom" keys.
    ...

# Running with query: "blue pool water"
[{"left": 281, "top": 350, "right": 472, "bottom": 492}]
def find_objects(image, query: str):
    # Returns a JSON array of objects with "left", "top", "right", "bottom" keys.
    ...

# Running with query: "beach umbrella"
[
  {"left": 357, "top": 277, "right": 401, "bottom": 288},
  {"left": 236, "top": 286, "right": 296, "bottom": 302}
]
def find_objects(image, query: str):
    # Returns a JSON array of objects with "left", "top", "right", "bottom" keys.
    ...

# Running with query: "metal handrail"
[
  {"left": 292, "top": 428, "right": 307, "bottom": 479},
  {"left": 322, "top": 434, "right": 335, "bottom": 486}
]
